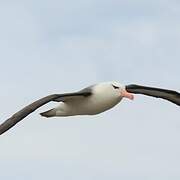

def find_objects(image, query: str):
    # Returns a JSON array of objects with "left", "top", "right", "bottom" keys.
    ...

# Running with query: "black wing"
[
  {"left": 0, "top": 91, "right": 92, "bottom": 135},
  {"left": 126, "top": 84, "right": 180, "bottom": 106}
]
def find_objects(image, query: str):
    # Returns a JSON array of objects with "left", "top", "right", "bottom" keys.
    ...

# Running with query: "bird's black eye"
[{"left": 112, "top": 85, "right": 119, "bottom": 89}]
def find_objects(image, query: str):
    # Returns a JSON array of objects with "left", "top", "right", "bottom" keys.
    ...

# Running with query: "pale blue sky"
[{"left": 0, "top": 0, "right": 180, "bottom": 179}]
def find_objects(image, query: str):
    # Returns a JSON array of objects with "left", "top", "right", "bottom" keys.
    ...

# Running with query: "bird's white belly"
[{"left": 59, "top": 94, "right": 122, "bottom": 116}]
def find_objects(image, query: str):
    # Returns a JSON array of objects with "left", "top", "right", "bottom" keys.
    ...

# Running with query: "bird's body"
[{"left": 41, "top": 82, "right": 124, "bottom": 117}]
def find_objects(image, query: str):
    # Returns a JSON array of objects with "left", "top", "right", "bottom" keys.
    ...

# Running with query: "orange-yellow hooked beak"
[{"left": 121, "top": 89, "right": 134, "bottom": 100}]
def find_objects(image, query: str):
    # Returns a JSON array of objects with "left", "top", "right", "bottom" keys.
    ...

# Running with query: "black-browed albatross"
[{"left": 0, "top": 82, "right": 180, "bottom": 135}]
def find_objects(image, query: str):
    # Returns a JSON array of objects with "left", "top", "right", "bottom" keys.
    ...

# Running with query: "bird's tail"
[{"left": 40, "top": 109, "right": 56, "bottom": 118}]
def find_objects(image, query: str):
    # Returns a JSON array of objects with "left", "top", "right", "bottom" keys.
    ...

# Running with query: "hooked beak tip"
[{"left": 129, "top": 94, "right": 134, "bottom": 100}]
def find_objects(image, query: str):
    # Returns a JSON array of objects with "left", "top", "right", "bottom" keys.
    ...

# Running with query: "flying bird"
[{"left": 0, "top": 82, "right": 180, "bottom": 135}]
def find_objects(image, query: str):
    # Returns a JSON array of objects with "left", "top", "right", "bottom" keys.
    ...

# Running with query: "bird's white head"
[
  {"left": 94, "top": 82, "right": 134, "bottom": 100},
  {"left": 111, "top": 81, "right": 134, "bottom": 100}
]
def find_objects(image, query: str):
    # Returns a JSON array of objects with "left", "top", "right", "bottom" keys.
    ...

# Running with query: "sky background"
[{"left": 0, "top": 0, "right": 180, "bottom": 179}]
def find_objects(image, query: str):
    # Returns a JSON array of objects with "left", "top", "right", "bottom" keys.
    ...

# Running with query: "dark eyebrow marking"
[{"left": 112, "top": 84, "right": 119, "bottom": 89}]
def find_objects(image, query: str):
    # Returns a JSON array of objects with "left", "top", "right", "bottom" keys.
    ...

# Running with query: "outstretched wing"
[
  {"left": 0, "top": 90, "right": 92, "bottom": 135},
  {"left": 126, "top": 84, "right": 180, "bottom": 106}
]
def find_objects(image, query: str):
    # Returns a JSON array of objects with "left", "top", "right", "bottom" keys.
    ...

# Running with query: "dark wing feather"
[
  {"left": 0, "top": 90, "right": 92, "bottom": 135},
  {"left": 126, "top": 84, "right": 180, "bottom": 106},
  {"left": 53, "top": 88, "right": 92, "bottom": 102}
]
